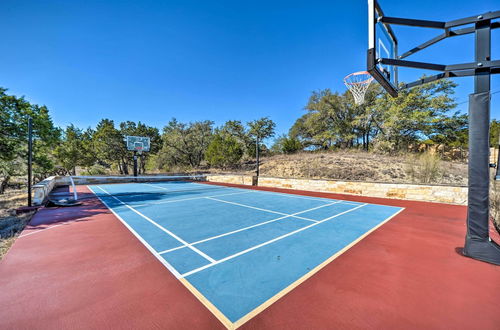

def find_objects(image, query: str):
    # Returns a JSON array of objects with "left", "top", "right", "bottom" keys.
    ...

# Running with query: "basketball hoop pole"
[
  {"left": 133, "top": 151, "right": 138, "bottom": 177},
  {"left": 463, "top": 17, "right": 500, "bottom": 265},
  {"left": 366, "top": 1, "right": 500, "bottom": 265}
]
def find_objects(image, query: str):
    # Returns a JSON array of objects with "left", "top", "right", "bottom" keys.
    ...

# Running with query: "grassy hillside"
[{"left": 224, "top": 151, "right": 468, "bottom": 186}]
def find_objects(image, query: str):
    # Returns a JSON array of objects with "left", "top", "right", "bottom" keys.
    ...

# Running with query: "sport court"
[
  {"left": 1, "top": 180, "right": 499, "bottom": 329},
  {"left": 88, "top": 181, "right": 402, "bottom": 326}
]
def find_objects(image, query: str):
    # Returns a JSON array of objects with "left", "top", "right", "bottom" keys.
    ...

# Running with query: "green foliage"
[
  {"left": 247, "top": 117, "right": 276, "bottom": 157},
  {"left": 272, "top": 135, "right": 302, "bottom": 154},
  {"left": 158, "top": 118, "right": 214, "bottom": 169},
  {"left": 375, "top": 79, "right": 458, "bottom": 150},
  {"left": 80, "top": 164, "right": 108, "bottom": 175},
  {"left": 248, "top": 117, "right": 276, "bottom": 140},
  {"left": 0, "top": 88, "right": 60, "bottom": 189},
  {"left": 291, "top": 79, "right": 465, "bottom": 153},
  {"left": 93, "top": 119, "right": 128, "bottom": 173},
  {"left": 291, "top": 85, "right": 383, "bottom": 150},
  {"left": 490, "top": 119, "right": 500, "bottom": 147},
  {"left": 205, "top": 134, "right": 244, "bottom": 168},
  {"left": 55, "top": 125, "right": 95, "bottom": 175}
]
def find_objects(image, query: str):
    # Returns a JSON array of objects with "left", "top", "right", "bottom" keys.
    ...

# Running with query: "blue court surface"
[{"left": 88, "top": 181, "right": 403, "bottom": 327}]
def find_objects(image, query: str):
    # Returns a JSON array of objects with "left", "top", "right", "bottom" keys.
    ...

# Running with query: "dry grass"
[
  {"left": 0, "top": 189, "right": 34, "bottom": 260},
  {"left": 225, "top": 151, "right": 467, "bottom": 186}
]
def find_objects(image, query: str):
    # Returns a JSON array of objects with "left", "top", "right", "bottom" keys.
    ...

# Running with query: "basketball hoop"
[
  {"left": 135, "top": 146, "right": 143, "bottom": 155},
  {"left": 343, "top": 71, "right": 374, "bottom": 105}
]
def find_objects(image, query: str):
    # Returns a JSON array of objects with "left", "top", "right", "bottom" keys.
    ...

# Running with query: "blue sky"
[{"left": 1, "top": 0, "right": 499, "bottom": 137}]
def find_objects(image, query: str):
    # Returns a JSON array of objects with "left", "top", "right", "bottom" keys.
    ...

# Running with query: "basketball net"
[{"left": 343, "top": 71, "right": 374, "bottom": 105}]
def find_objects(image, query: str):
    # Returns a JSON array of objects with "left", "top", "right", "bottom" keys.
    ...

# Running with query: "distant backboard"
[
  {"left": 367, "top": 0, "right": 398, "bottom": 96},
  {"left": 125, "top": 136, "right": 151, "bottom": 152}
]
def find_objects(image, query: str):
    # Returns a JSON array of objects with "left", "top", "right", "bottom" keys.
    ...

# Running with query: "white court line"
[
  {"left": 87, "top": 185, "right": 182, "bottom": 278},
  {"left": 151, "top": 191, "right": 250, "bottom": 205},
  {"left": 94, "top": 186, "right": 216, "bottom": 263},
  {"left": 19, "top": 223, "right": 67, "bottom": 238},
  {"left": 131, "top": 191, "right": 253, "bottom": 207},
  {"left": 180, "top": 203, "right": 368, "bottom": 278},
  {"left": 205, "top": 197, "right": 318, "bottom": 223},
  {"left": 158, "top": 201, "right": 342, "bottom": 255},
  {"left": 248, "top": 189, "right": 361, "bottom": 205},
  {"left": 143, "top": 182, "right": 229, "bottom": 192}
]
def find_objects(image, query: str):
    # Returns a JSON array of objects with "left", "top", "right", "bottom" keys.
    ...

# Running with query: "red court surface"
[{"left": 0, "top": 183, "right": 498, "bottom": 329}]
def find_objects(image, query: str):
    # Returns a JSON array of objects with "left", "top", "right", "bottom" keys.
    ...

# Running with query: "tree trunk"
[
  {"left": 122, "top": 158, "right": 129, "bottom": 175},
  {"left": 0, "top": 176, "right": 10, "bottom": 194}
]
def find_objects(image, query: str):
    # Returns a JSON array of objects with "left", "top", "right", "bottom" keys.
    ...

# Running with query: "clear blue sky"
[{"left": 1, "top": 0, "right": 499, "bottom": 137}]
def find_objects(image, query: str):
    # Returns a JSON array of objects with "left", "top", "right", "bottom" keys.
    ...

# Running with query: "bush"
[
  {"left": 282, "top": 137, "right": 302, "bottom": 154},
  {"left": 271, "top": 135, "right": 303, "bottom": 155},
  {"left": 406, "top": 151, "right": 441, "bottom": 184},
  {"left": 80, "top": 164, "right": 109, "bottom": 175},
  {"left": 205, "top": 134, "right": 244, "bottom": 169}
]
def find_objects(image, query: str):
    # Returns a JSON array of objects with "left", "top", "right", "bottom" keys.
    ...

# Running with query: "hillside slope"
[{"left": 232, "top": 151, "right": 468, "bottom": 186}]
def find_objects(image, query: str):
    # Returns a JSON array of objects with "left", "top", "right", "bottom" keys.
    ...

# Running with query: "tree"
[
  {"left": 490, "top": 119, "right": 500, "bottom": 147},
  {"left": 247, "top": 117, "right": 276, "bottom": 157},
  {"left": 158, "top": 118, "right": 214, "bottom": 169},
  {"left": 0, "top": 88, "right": 60, "bottom": 192},
  {"left": 205, "top": 134, "right": 244, "bottom": 168},
  {"left": 93, "top": 119, "right": 128, "bottom": 173},
  {"left": 374, "top": 78, "right": 458, "bottom": 151},
  {"left": 56, "top": 125, "right": 85, "bottom": 175},
  {"left": 429, "top": 113, "right": 468, "bottom": 147},
  {"left": 55, "top": 125, "right": 96, "bottom": 175}
]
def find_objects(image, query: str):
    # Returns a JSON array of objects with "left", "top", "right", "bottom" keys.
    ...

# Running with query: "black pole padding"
[
  {"left": 133, "top": 151, "right": 138, "bottom": 177},
  {"left": 462, "top": 18, "right": 500, "bottom": 265},
  {"left": 27, "top": 117, "right": 33, "bottom": 207},
  {"left": 463, "top": 92, "right": 500, "bottom": 265}
]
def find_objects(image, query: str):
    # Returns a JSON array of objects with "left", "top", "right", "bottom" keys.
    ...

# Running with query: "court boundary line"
[
  {"left": 19, "top": 223, "right": 67, "bottom": 238},
  {"left": 205, "top": 197, "right": 319, "bottom": 222},
  {"left": 158, "top": 201, "right": 342, "bottom": 255},
  {"left": 127, "top": 191, "right": 253, "bottom": 207},
  {"left": 143, "top": 182, "right": 231, "bottom": 191},
  {"left": 89, "top": 182, "right": 405, "bottom": 330},
  {"left": 214, "top": 183, "right": 404, "bottom": 208},
  {"left": 94, "top": 185, "right": 216, "bottom": 263},
  {"left": 149, "top": 191, "right": 252, "bottom": 206},
  {"left": 181, "top": 203, "right": 368, "bottom": 278},
  {"left": 179, "top": 278, "right": 234, "bottom": 329},
  {"left": 231, "top": 206, "right": 406, "bottom": 329},
  {"left": 87, "top": 185, "right": 183, "bottom": 278}
]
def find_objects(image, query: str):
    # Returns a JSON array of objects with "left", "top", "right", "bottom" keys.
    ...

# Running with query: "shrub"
[
  {"left": 406, "top": 151, "right": 441, "bottom": 184},
  {"left": 205, "top": 134, "right": 244, "bottom": 169},
  {"left": 282, "top": 137, "right": 302, "bottom": 154},
  {"left": 80, "top": 164, "right": 108, "bottom": 175}
]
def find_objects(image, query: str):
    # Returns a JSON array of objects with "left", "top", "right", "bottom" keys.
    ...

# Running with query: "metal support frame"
[
  {"left": 368, "top": 11, "right": 500, "bottom": 92},
  {"left": 368, "top": 3, "right": 500, "bottom": 265},
  {"left": 27, "top": 117, "right": 33, "bottom": 207},
  {"left": 133, "top": 151, "right": 138, "bottom": 177},
  {"left": 255, "top": 135, "right": 260, "bottom": 177}
]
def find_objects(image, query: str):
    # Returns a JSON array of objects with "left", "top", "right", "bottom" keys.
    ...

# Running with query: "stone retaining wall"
[
  {"left": 32, "top": 176, "right": 57, "bottom": 205},
  {"left": 32, "top": 174, "right": 468, "bottom": 206},
  {"left": 206, "top": 174, "right": 468, "bottom": 205},
  {"left": 31, "top": 175, "right": 204, "bottom": 205}
]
